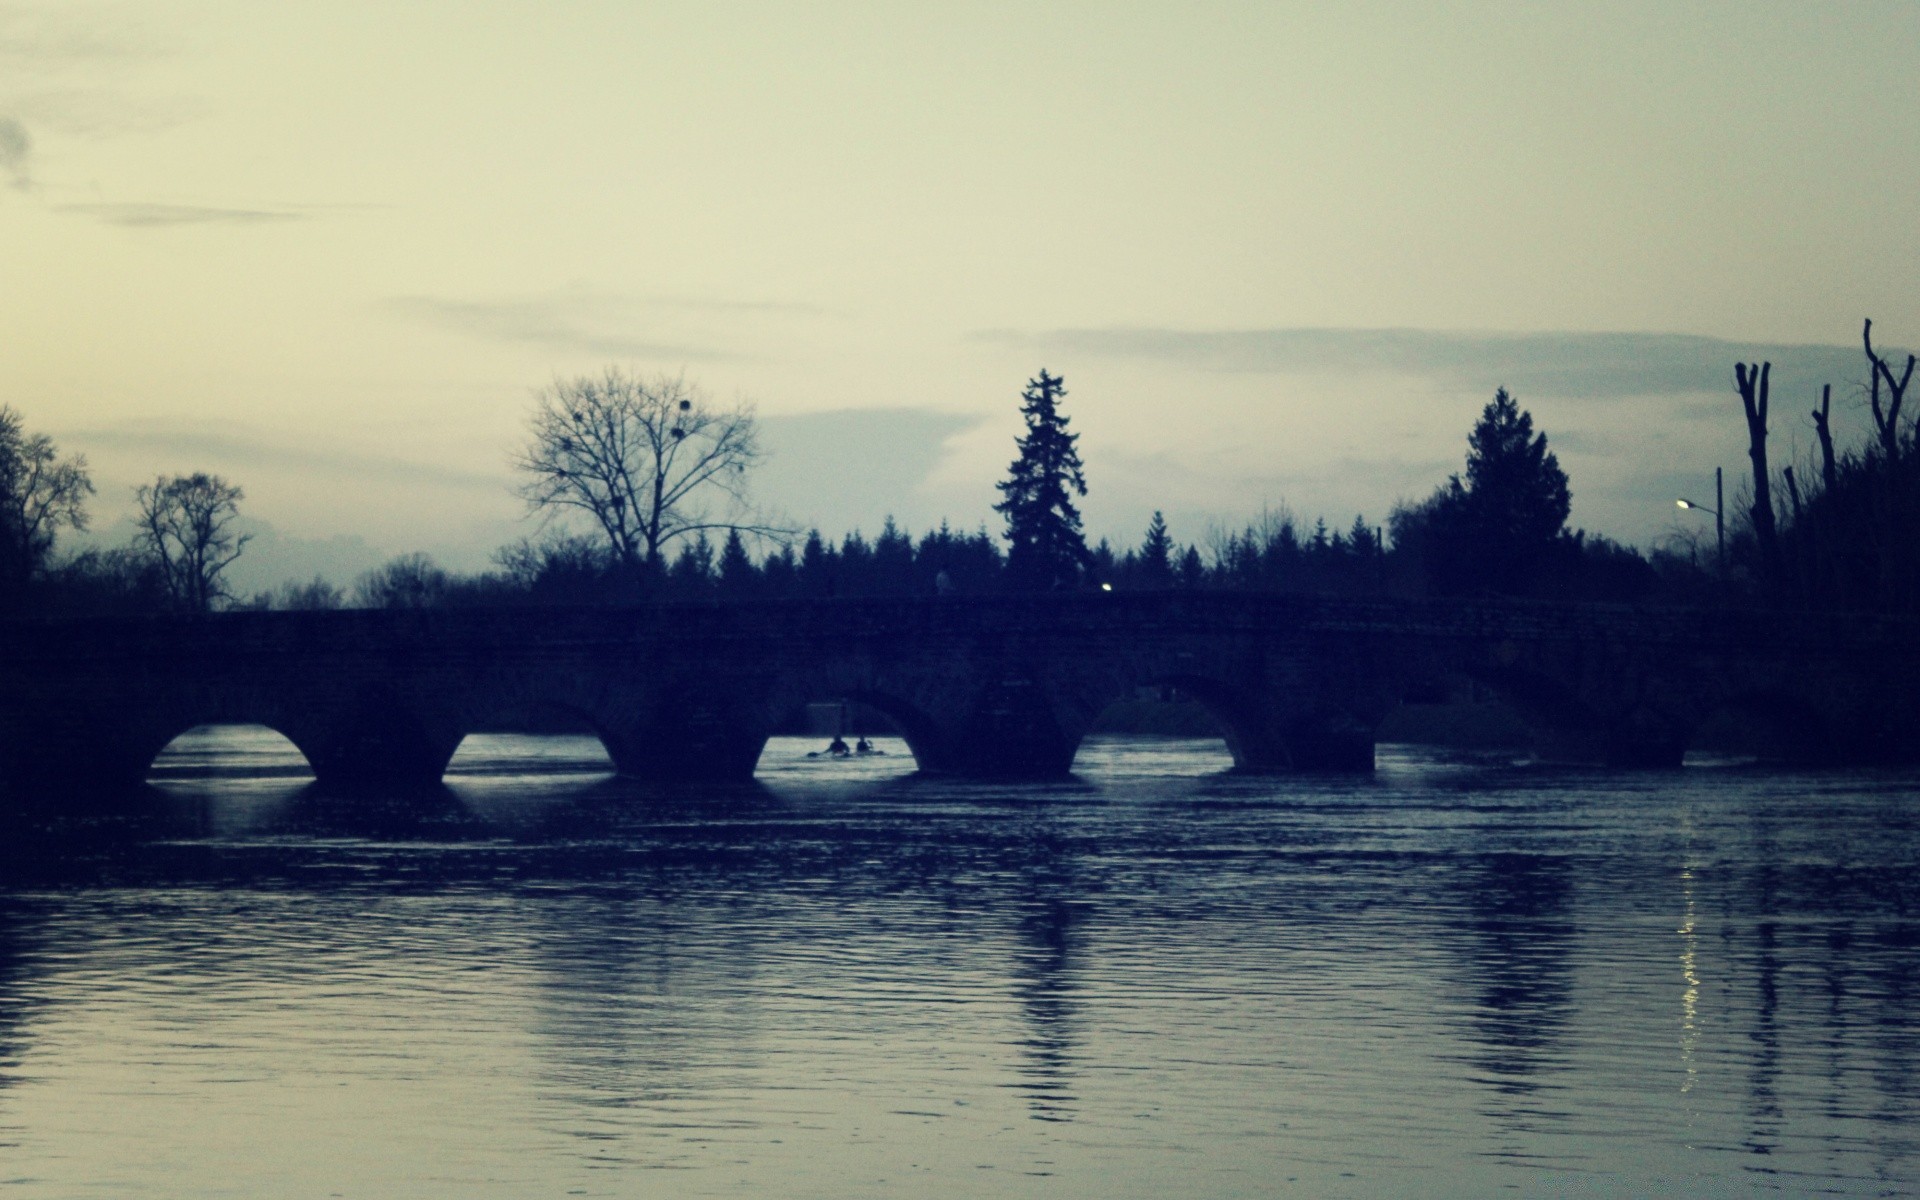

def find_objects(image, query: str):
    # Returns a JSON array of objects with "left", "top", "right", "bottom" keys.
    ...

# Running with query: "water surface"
[{"left": 1, "top": 730, "right": 1915, "bottom": 1197}]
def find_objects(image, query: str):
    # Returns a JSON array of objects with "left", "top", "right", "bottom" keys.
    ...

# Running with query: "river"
[{"left": 0, "top": 729, "right": 1914, "bottom": 1197}]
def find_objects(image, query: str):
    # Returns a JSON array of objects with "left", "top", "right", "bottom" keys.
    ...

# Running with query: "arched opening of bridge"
[
  {"left": 757, "top": 693, "right": 924, "bottom": 778},
  {"left": 147, "top": 724, "right": 316, "bottom": 783},
  {"left": 443, "top": 707, "right": 618, "bottom": 780},
  {"left": 1073, "top": 679, "right": 1237, "bottom": 774}
]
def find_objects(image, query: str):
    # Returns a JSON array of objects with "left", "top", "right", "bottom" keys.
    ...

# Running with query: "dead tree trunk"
[
  {"left": 1735, "top": 361, "right": 1782, "bottom": 589},
  {"left": 1863, "top": 318, "right": 1913, "bottom": 462},
  {"left": 1811, "top": 383, "right": 1837, "bottom": 493}
]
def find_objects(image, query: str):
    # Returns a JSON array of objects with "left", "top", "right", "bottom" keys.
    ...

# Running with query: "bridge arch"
[
  {"left": 1061, "top": 656, "right": 1384, "bottom": 773},
  {"left": 1071, "top": 673, "right": 1267, "bottom": 771},
  {"left": 758, "top": 675, "right": 947, "bottom": 775},
  {"left": 443, "top": 701, "right": 621, "bottom": 777},
  {"left": 146, "top": 722, "right": 318, "bottom": 782}
]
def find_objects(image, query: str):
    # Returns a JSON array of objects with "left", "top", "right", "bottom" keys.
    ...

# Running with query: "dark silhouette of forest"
[{"left": 5, "top": 323, "right": 1916, "bottom": 616}]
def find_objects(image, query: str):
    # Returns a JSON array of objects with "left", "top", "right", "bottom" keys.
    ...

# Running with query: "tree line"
[{"left": 3, "top": 323, "right": 1915, "bottom": 615}]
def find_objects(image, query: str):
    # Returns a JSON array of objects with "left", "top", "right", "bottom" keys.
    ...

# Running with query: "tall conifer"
[{"left": 994, "top": 370, "right": 1089, "bottom": 588}]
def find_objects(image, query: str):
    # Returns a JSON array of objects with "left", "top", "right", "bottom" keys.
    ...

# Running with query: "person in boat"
[
  {"left": 827, "top": 735, "right": 850, "bottom": 756},
  {"left": 854, "top": 736, "right": 873, "bottom": 754}
]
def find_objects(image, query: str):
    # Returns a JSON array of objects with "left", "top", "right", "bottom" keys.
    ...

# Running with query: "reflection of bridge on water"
[{"left": 2, "top": 593, "right": 1914, "bottom": 793}]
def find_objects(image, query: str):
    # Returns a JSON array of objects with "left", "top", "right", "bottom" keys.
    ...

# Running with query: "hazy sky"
[{"left": 6, "top": 1, "right": 1917, "bottom": 587}]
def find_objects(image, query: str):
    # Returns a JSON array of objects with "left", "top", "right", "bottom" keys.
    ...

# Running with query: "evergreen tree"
[
  {"left": 872, "top": 516, "right": 915, "bottom": 595},
  {"left": 1177, "top": 545, "right": 1205, "bottom": 588},
  {"left": 761, "top": 544, "right": 799, "bottom": 597},
  {"left": 839, "top": 530, "right": 873, "bottom": 593},
  {"left": 1138, "top": 511, "right": 1173, "bottom": 585},
  {"left": 1407, "top": 387, "right": 1572, "bottom": 595},
  {"left": 1087, "top": 537, "right": 1117, "bottom": 583},
  {"left": 716, "top": 528, "right": 756, "bottom": 597},
  {"left": 1346, "top": 515, "right": 1377, "bottom": 558},
  {"left": 797, "top": 529, "right": 837, "bottom": 596},
  {"left": 668, "top": 532, "right": 715, "bottom": 595},
  {"left": 994, "top": 370, "right": 1089, "bottom": 588}
]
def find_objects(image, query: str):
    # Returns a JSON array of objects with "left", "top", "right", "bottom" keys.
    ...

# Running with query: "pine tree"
[
  {"left": 1138, "top": 511, "right": 1173, "bottom": 585},
  {"left": 716, "top": 528, "right": 756, "bottom": 597},
  {"left": 872, "top": 516, "right": 915, "bottom": 595},
  {"left": 1346, "top": 515, "right": 1377, "bottom": 558},
  {"left": 1178, "top": 545, "right": 1205, "bottom": 588},
  {"left": 994, "top": 370, "right": 1089, "bottom": 589},
  {"left": 1411, "top": 387, "right": 1572, "bottom": 595},
  {"left": 669, "top": 532, "right": 715, "bottom": 595}
]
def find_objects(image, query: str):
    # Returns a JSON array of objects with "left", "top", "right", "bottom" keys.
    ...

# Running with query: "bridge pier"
[
  {"left": 1281, "top": 713, "right": 1377, "bottom": 771},
  {"left": 591, "top": 689, "right": 773, "bottom": 782},
  {"left": 909, "top": 680, "right": 1081, "bottom": 778},
  {"left": 1532, "top": 726, "right": 1685, "bottom": 769},
  {"left": 1207, "top": 705, "right": 1377, "bottom": 774},
  {"left": 285, "top": 707, "right": 462, "bottom": 791}
]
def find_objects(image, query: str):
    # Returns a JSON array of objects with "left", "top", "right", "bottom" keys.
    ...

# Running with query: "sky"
[{"left": 5, "top": 1, "right": 1918, "bottom": 591}]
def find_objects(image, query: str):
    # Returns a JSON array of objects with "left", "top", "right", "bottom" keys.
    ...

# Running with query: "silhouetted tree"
[
  {"left": 514, "top": 369, "right": 784, "bottom": 573},
  {"left": 716, "top": 528, "right": 757, "bottom": 598},
  {"left": 275, "top": 576, "right": 345, "bottom": 610},
  {"left": 1087, "top": 537, "right": 1116, "bottom": 583},
  {"left": 1863, "top": 318, "right": 1913, "bottom": 463},
  {"left": 1812, "top": 384, "right": 1838, "bottom": 494},
  {"left": 995, "top": 370, "right": 1089, "bottom": 589},
  {"left": 133, "top": 472, "right": 248, "bottom": 611},
  {"left": 797, "top": 529, "right": 838, "bottom": 596},
  {"left": 1137, "top": 511, "right": 1173, "bottom": 585},
  {"left": 354, "top": 553, "right": 450, "bottom": 609},
  {"left": 1178, "top": 545, "right": 1204, "bottom": 588},
  {"left": 1399, "top": 388, "right": 1571, "bottom": 595},
  {"left": 1768, "top": 319, "right": 1920, "bottom": 613},
  {"left": 838, "top": 530, "right": 873, "bottom": 592},
  {"left": 871, "top": 517, "right": 915, "bottom": 595},
  {"left": 668, "top": 532, "right": 715, "bottom": 596},
  {"left": 0, "top": 405, "right": 93, "bottom": 599},
  {"left": 494, "top": 533, "right": 623, "bottom": 603},
  {"left": 761, "top": 543, "right": 799, "bottom": 596},
  {"left": 1346, "top": 515, "right": 1378, "bottom": 558},
  {"left": 1734, "top": 361, "right": 1782, "bottom": 588}
]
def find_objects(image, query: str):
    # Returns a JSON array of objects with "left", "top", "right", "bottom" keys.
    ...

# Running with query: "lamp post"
[{"left": 1676, "top": 466, "right": 1724, "bottom": 574}]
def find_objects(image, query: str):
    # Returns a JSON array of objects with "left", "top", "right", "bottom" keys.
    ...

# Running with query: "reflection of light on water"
[
  {"left": 1679, "top": 869, "right": 1700, "bottom": 1094},
  {"left": 1677, "top": 812, "right": 1700, "bottom": 1107}
]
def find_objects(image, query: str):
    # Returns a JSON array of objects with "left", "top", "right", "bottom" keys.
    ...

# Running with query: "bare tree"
[
  {"left": 0, "top": 405, "right": 94, "bottom": 591},
  {"left": 513, "top": 369, "right": 784, "bottom": 571},
  {"left": 1735, "top": 361, "right": 1782, "bottom": 588},
  {"left": 1863, "top": 318, "right": 1914, "bottom": 461},
  {"left": 134, "top": 472, "right": 249, "bottom": 611},
  {"left": 1811, "top": 383, "right": 1838, "bottom": 493},
  {"left": 353, "top": 553, "right": 449, "bottom": 609}
]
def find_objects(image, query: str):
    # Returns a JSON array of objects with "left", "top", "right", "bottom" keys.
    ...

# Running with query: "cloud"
[
  {"left": 60, "top": 421, "right": 504, "bottom": 493},
  {"left": 0, "top": 5, "right": 158, "bottom": 67},
  {"left": 981, "top": 326, "right": 1881, "bottom": 402},
  {"left": 754, "top": 408, "right": 985, "bottom": 536},
  {"left": 389, "top": 291, "right": 824, "bottom": 363},
  {"left": 55, "top": 201, "right": 307, "bottom": 227},
  {"left": 10, "top": 87, "right": 210, "bottom": 137},
  {"left": 0, "top": 115, "right": 28, "bottom": 188}
]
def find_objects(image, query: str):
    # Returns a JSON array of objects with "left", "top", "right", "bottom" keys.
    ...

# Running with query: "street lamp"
[{"left": 1675, "top": 466, "right": 1724, "bottom": 574}]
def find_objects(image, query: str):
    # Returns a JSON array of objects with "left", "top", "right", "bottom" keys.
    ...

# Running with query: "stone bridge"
[{"left": 1, "top": 593, "right": 1913, "bottom": 794}]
